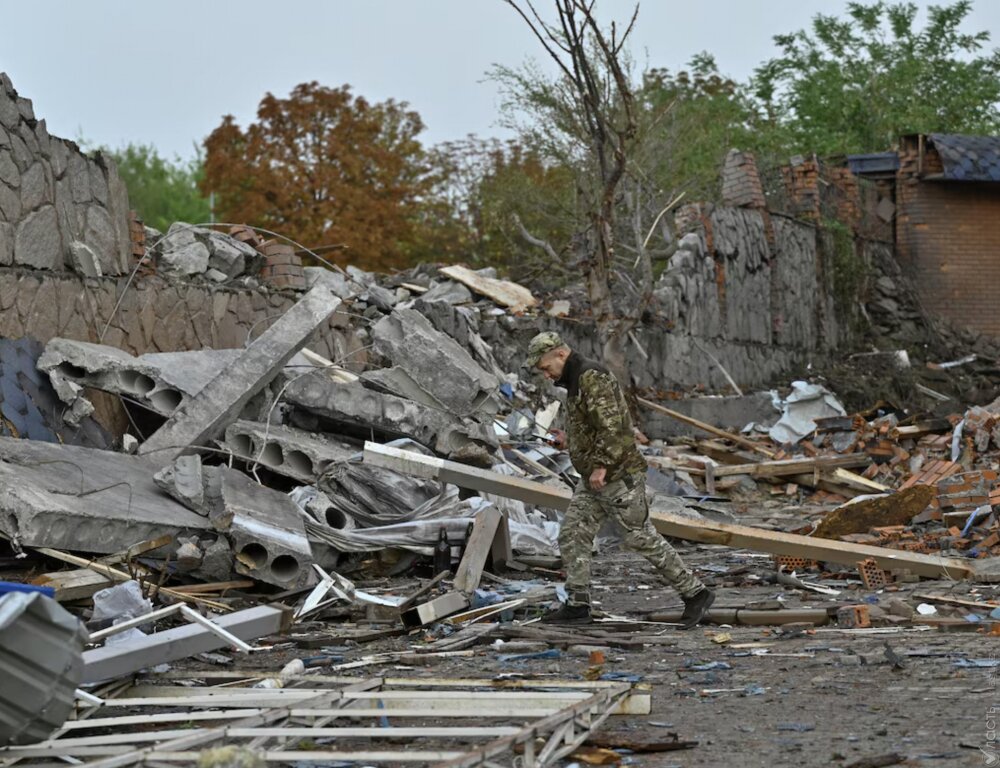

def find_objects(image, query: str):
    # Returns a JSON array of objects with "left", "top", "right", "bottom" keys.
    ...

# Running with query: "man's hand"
[
  {"left": 547, "top": 428, "right": 568, "bottom": 450},
  {"left": 589, "top": 467, "right": 607, "bottom": 491}
]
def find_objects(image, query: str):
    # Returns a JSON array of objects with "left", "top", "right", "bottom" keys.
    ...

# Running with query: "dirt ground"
[{"left": 154, "top": 538, "right": 996, "bottom": 768}]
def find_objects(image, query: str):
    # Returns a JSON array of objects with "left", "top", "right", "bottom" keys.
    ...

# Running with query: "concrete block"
[
  {"left": 215, "top": 467, "right": 314, "bottom": 588},
  {"left": 285, "top": 376, "right": 496, "bottom": 456},
  {"left": 38, "top": 338, "right": 242, "bottom": 418},
  {"left": 370, "top": 307, "right": 500, "bottom": 417},
  {"left": 0, "top": 437, "right": 211, "bottom": 555},
  {"left": 139, "top": 286, "right": 341, "bottom": 461},
  {"left": 224, "top": 419, "right": 358, "bottom": 483}
]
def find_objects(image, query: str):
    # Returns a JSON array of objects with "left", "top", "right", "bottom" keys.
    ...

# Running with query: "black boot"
[
  {"left": 679, "top": 588, "right": 715, "bottom": 630},
  {"left": 542, "top": 602, "right": 592, "bottom": 625}
]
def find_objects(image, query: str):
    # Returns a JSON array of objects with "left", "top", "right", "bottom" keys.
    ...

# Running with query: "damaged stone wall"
[
  {"left": 0, "top": 269, "right": 369, "bottom": 369},
  {"left": 523, "top": 202, "right": 876, "bottom": 392},
  {"left": 0, "top": 75, "right": 132, "bottom": 275}
]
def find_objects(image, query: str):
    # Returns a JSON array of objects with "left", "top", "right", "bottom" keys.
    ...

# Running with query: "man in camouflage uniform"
[{"left": 526, "top": 331, "right": 714, "bottom": 627}]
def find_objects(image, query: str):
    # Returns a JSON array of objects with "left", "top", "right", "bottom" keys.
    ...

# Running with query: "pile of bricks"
[{"left": 258, "top": 240, "right": 306, "bottom": 290}]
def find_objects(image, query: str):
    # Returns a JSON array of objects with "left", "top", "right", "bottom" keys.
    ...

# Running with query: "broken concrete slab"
[
  {"left": 0, "top": 437, "right": 212, "bottom": 554},
  {"left": 139, "top": 286, "right": 341, "bottom": 461},
  {"left": 38, "top": 339, "right": 242, "bottom": 417},
  {"left": 285, "top": 377, "right": 497, "bottom": 456},
  {"left": 224, "top": 420, "right": 358, "bottom": 483},
  {"left": 215, "top": 467, "right": 314, "bottom": 588},
  {"left": 369, "top": 307, "right": 501, "bottom": 417},
  {"left": 0, "top": 592, "right": 86, "bottom": 745}
]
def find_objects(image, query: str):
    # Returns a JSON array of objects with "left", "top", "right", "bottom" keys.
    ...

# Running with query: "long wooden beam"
[
  {"left": 711, "top": 453, "right": 869, "bottom": 478},
  {"left": 650, "top": 511, "right": 973, "bottom": 580},
  {"left": 364, "top": 442, "right": 975, "bottom": 580}
]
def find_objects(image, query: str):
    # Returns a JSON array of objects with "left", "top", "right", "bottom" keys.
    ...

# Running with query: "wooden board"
[
  {"left": 650, "top": 510, "right": 974, "bottom": 580},
  {"left": 453, "top": 507, "right": 502, "bottom": 593}
]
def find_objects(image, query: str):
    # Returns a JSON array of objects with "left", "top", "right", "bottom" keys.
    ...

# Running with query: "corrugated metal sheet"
[
  {"left": 0, "top": 592, "right": 87, "bottom": 745},
  {"left": 927, "top": 133, "right": 1000, "bottom": 182},
  {"left": 0, "top": 337, "right": 109, "bottom": 447}
]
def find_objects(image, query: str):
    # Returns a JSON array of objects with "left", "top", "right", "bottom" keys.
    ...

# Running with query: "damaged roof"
[{"left": 927, "top": 133, "right": 1000, "bottom": 182}]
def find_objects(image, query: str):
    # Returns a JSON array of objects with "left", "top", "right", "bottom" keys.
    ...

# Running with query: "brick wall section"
[
  {"left": 894, "top": 135, "right": 1000, "bottom": 337},
  {"left": 781, "top": 160, "right": 821, "bottom": 221},
  {"left": 720, "top": 149, "right": 767, "bottom": 209},
  {"left": 259, "top": 240, "right": 306, "bottom": 290}
]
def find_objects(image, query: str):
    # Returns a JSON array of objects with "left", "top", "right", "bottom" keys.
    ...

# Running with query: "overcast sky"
[{"left": 2, "top": 1, "right": 999, "bottom": 160}]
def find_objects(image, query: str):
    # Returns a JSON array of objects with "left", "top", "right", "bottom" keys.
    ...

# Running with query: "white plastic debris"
[{"left": 768, "top": 381, "right": 847, "bottom": 445}]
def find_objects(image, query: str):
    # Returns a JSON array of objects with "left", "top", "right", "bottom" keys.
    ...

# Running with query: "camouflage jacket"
[{"left": 556, "top": 352, "right": 646, "bottom": 482}]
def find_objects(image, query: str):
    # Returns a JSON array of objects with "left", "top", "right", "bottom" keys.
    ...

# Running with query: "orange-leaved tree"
[{"left": 202, "top": 82, "right": 436, "bottom": 271}]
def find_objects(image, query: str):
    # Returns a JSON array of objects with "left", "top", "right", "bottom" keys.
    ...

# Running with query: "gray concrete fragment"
[
  {"left": 39, "top": 339, "right": 245, "bottom": 418},
  {"left": 139, "top": 287, "right": 341, "bottom": 461},
  {"left": 0, "top": 437, "right": 212, "bottom": 554},
  {"left": 160, "top": 240, "right": 209, "bottom": 276},
  {"left": 224, "top": 420, "right": 358, "bottom": 483},
  {"left": 67, "top": 240, "right": 102, "bottom": 277},
  {"left": 422, "top": 280, "right": 473, "bottom": 305},
  {"left": 303, "top": 266, "right": 359, "bottom": 299},
  {"left": 285, "top": 376, "right": 496, "bottom": 456},
  {"left": 153, "top": 454, "right": 207, "bottom": 512},
  {"left": 370, "top": 307, "right": 500, "bottom": 417},
  {"left": 0, "top": 221, "right": 11, "bottom": 266},
  {"left": 205, "top": 233, "right": 250, "bottom": 278},
  {"left": 215, "top": 467, "right": 313, "bottom": 587}
]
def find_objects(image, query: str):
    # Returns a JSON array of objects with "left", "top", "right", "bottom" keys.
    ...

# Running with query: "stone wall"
[
  {"left": 0, "top": 74, "right": 132, "bottom": 276},
  {"left": 0, "top": 268, "right": 369, "bottom": 369},
  {"left": 509, "top": 203, "right": 881, "bottom": 392}
]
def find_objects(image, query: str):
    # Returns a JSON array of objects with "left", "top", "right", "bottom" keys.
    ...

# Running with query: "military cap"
[{"left": 525, "top": 331, "right": 565, "bottom": 368}]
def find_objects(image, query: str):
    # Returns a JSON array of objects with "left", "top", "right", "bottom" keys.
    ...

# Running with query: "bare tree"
[{"left": 502, "top": 0, "right": 653, "bottom": 383}]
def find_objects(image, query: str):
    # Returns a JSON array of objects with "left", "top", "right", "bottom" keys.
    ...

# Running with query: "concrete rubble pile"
[{"left": 4, "top": 74, "right": 1000, "bottom": 763}]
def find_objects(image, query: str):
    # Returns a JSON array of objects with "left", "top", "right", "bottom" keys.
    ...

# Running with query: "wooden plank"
[
  {"left": 32, "top": 547, "right": 228, "bottom": 611},
  {"left": 31, "top": 568, "right": 113, "bottom": 601},
  {"left": 364, "top": 441, "right": 572, "bottom": 511},
  {"left": 649, "top": 510, "right": 973, "bottom": 580},
  {"left": 396, "top": 570, "right": 451, "bottom": 614},
  {"left": 400, "top": 592, "right": 470, "bottom": 628},
  {"left": 453, "top": 506, "right": 502, "bottom": 593},
  {"left": 711, "top": 453, "right": 869, "bottom": 478},
  {"left": 490, "top": 513, "right": 514, "bottom": 571},
  {"left": 637, "top": 398, "right": 775, "bottom": 457}
]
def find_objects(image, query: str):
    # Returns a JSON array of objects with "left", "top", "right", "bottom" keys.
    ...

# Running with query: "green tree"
[
  {"left": 638, "top": 53, "right": 789, "bottom": 202},
  {"left": 102, "top": 143, "right": 211, "bottom": 232},
  {"left": 754, "top": 1, "right": 1000, "bottom": 155}
]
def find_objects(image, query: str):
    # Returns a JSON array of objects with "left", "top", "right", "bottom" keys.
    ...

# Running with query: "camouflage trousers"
[{"left": 560, "top": 473, "right": 703, "bottom": 606}]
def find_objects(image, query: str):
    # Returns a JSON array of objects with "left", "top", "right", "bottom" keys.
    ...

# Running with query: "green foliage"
[
  {"left": 754, "top": 1, "right": 1000, "bottom": 155},
  {"left": 101, "top": 143, "right": 211, "bottom": 233},
  {"left": 823, "top": 217, "right": 867, "bottom": 316},
  {"left": 637, "top": 54, "right": 786, "bottom": 202}
]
